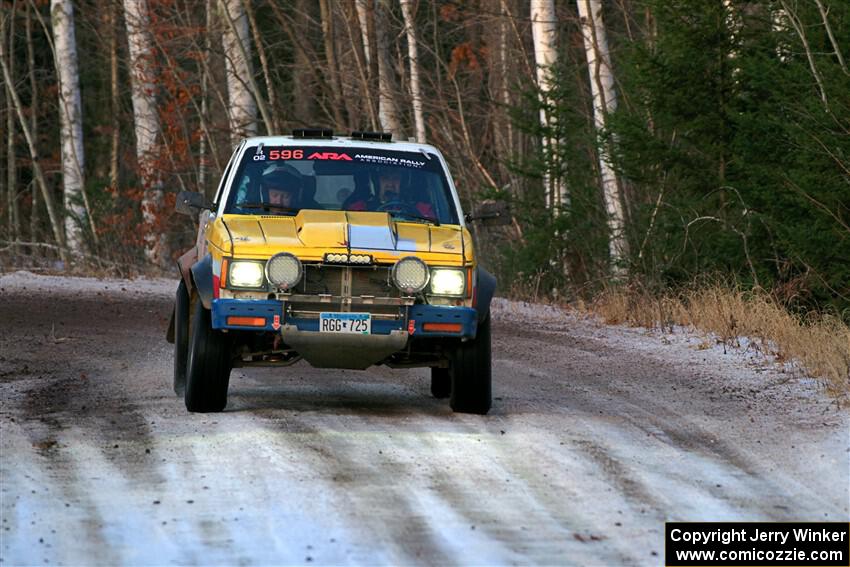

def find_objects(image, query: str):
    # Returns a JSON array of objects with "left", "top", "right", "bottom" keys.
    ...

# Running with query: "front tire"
[
  {"left": 449, "top": 314, "right": 492, "bottom": 415},
  {"left": 173, "top": 279, "right": 190, "bottom": 396},
  {"left": 184, "top": 302, "right": 232, "bottom": 412}
]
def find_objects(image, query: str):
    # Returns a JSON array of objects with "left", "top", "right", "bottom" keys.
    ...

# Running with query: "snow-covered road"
[{"left": 1, "top": 272, "right": 847, "bottom": 565}]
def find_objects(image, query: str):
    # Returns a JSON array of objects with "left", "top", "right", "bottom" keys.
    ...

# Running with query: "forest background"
[{"left": 1, "top": 0, "right": 848, "bottom": 326}]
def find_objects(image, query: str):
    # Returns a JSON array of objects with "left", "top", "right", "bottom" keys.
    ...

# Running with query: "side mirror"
[
  {"left": 466, "top": 200, "right": 510, "bottom": 226},
  {"left": 175, "top": 191, "right": 214, "bottom": 215}
]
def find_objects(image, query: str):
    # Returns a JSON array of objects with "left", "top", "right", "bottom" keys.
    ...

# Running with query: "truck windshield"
[{"left": 224, "top": 146, "right": 460, "bottom": 225}]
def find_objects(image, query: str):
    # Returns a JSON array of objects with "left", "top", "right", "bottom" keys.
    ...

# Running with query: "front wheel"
[
  {"left": 184, "top": 302, "right": 232, "bottom": 413},
  {"left": 449, "top": 315, "right": 492, "bottom": 415}
]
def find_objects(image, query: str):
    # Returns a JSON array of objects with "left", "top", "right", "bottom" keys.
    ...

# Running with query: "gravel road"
[{"left": 1, "top": 272, "right": 847, "bottom": 566}]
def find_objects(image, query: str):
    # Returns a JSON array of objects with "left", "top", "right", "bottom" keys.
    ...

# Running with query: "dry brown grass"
[{"left": 588, "top": 284, "right": 850, "bottom": 395}]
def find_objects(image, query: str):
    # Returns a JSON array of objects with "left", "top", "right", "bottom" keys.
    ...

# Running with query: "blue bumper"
[
  {"left": 211, "top": 299, "right": 477, "bottom": 338},
  {"left": 211, "top": 299, "right": 283, "bottom": 331}
]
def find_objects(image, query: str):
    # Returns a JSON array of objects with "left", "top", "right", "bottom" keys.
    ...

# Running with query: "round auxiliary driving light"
[
  {"left": 265, "top": 253, "right": 303, "bottom": 290},
  {"left": 392, "top": 257, "right": 430, "bottom": 294}
]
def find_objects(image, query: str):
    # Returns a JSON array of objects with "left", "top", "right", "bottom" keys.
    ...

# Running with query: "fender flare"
[
  {"left": 474, "top": 266, "right": 496, "bottom": 323},
  {"left": 190, "top": 253, "right": 215, "bottom": 310},
  {"left": 167, "top": 249, "right": 201, "bottom": 343}
]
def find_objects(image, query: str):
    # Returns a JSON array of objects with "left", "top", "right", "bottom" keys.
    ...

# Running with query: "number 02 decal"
[{"left": 268, "top": 149, "right": 304, "bottom": 160}]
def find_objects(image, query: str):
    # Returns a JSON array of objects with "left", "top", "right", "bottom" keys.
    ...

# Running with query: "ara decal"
[{"left": 307, "top": 152, "right": 352, "bottom": 161}]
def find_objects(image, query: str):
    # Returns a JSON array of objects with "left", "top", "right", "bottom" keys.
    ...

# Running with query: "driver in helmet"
[
  {"left": 261, "top": 170, "right": 300, "bottom": 212},
  {"left": 346, "top": 169, "right": 434, "bottom": 219}
]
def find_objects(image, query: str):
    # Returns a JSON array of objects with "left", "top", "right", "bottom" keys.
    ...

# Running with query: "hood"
[{"left": 220, "top": 210, "right": 464, "bottom": 257}]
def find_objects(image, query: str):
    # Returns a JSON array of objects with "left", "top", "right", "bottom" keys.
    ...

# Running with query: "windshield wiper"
[
  {"left": 390, "top": 211, "right": 440, "bottom": 226},
  {"left": 239, "top": 202, "right": 300, "bottom": 214}
]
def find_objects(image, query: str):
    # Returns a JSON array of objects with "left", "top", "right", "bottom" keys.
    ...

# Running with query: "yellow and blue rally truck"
[{"left": 167, "top": 129, "right": 504, "bottom": 414}]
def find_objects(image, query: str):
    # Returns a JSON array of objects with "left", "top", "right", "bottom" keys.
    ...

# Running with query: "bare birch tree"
[
  {"left": 577, "top": 0, "right": 628, "bottom": 273},
  {"left": 399, "top": 0, "right": 425, "bottom": 142},
  {"left": 343, "top": 0, "right": 379, "bottom": 130},
  {"left": 4, "top": 7, "right": 20, "bottom": 251},
  {"left": 374, "top": 0, "right": 405, "bottom": 138},
  {"left": 355, "top": 0, "right": 371, "bottom": 67},
  {"left": 243, "top": 0, "right": 279, "bottom": 132},
  {"left": 107, "top": 0, "right": 120, "bottom": 190},
  {"left": 51, "top": 0, "right": 86, "bottom": 254},
  {"left": 220, "top": 0, "right": 258, "bottom": 143},
  {"left": 319, "top": 0, "right": 346, "bottom": 129},
  {"left": 123, "top": 0, "right": 165, "bottom": 263},
  {"left": 25, "top": 3, "right": 39, "bottom": 243},
  {"left": 530, "top": 0, "right": 566, "bottom": 210}
]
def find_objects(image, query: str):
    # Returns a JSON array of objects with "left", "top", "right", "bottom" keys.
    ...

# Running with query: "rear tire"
[
  {"left": 173, "top": 280, "right": 190, "bottom": 396},
  {"left": 184, "top": 302, "right": 232, "bottom": 413},
  {"left": 430, "top": 367, "right": 451, "bottom": 399},
  {"left": 449, "top": 314, "right": 492, "bottom": 415}
]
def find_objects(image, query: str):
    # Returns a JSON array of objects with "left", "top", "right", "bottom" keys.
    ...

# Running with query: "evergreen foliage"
[{"left": 508, "top": 0, "right": 849, "bottom": 312}]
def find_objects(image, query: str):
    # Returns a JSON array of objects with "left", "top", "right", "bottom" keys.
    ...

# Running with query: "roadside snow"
[
  {"left": 491, "top": 298, "right": 826, "bottom": 401},
  {"left": 0, "top": 270, "right": 175, "bottom": 297}
]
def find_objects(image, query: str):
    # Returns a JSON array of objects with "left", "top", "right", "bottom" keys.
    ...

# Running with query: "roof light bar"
[
  {"left": 351, "top": 131, "right": 393, "bottom": 142},
  {"left": 292, "top": 128, "right": 334, "bottom": 139}
]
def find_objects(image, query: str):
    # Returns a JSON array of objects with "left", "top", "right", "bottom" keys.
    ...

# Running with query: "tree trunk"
[
  {"left": 814, "top": 0, "right": 848, "bottom": 75},
  {"left": 51, "top": 0, "right": 86, "bottom": 255},
  {"left": 530, "top": 0, "right": 566, "bottom": 210},
  {"left": 0, "top": 15, "right": 68, "bottom": 263},
  {"left": 198, "top": 0, "right": 212, "bottom": 195},
  {"left": 25, "top": 2, "right": 39, "bottom": 244},
  {"left": 577, "top": 0, "right": 628, "bottom": 274},
  {"left": 220, "top": 0, "right": 260, "bottom": 142},
  {"left": 123, "top": 0, "right": 165, "bottom": 264},
  {"left": 343, "top": 0, "right": 379, "bottom": 130},
  {"left": 243, "top": 0, "right": 279, "bottom": 133},
  {"left": 319, "top": 0, "right": 346, "bottom": 130},
  {"left": 374, "top": 0, "right": 404, "bottom": 138},
  {"left": 485, "top": 0, "right": 515, "bottom": 188},
  {"left": 4, "top": 7, "right": 20, "bottom": 253},
  {"left": 355, "top": 0, "right": 371, "bottom": 67},
  {"left": 108, "top": 0, "right": 120, "bottom": 190},
  {"left": 399, "top": 0, "right": 425, "bottom": 142},
  {"left": 284, "top": 0, "right": 316, "bottom": 123}
]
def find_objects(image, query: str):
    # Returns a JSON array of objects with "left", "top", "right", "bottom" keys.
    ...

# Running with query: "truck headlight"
[
  {"left": 392, "top": 257, "right": 429, "bottom": 294},
  {"left": 266, "top": 252, "right": 303, "bottom": 290},
  {"left": 430, "top": 268, "right": 465, "bottom": 296},
  {"left": 229, "top": 261, "right": 265, "bottom": 288}
]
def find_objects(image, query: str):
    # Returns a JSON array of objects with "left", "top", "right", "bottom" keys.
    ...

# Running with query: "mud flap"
[
  {"left": 190, "top": 254, "right": 215, "bottom": 310},
  {"left": 474, "top": 267, "right": 497, "bottom": 323}
]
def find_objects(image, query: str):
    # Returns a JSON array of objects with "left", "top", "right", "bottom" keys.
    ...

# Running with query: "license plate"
[{"left": 319, "top": 312, "right": 371, "bottom": 334}]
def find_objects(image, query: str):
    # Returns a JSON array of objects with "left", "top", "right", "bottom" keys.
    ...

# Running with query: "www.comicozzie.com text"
[{"left": 669, "top": 527, "right": 848, "bottom": 546}]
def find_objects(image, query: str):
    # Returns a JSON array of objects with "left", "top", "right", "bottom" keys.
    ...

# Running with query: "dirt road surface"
[{"left": 1, "top": 272, "right": 847, "bottom": 566}]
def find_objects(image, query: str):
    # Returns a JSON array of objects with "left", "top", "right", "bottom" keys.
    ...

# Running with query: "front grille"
[
  {"left": 299, "top": 265, "right": 397, "bottom": 298},
  {"left": 351, "top": 267, "right": 394, "bottom": 297},
  {"left": 288, "top": 264, "right": 404, "bottom": 318}
]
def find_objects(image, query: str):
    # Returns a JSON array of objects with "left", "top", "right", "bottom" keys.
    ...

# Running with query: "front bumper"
[{"left": 211, "top": 299, "right": 478, "bottom": 339}]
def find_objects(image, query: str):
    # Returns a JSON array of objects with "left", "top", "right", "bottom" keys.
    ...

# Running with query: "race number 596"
[{"left": 268, "top": 149, "right": 303, "bottom": 160}]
